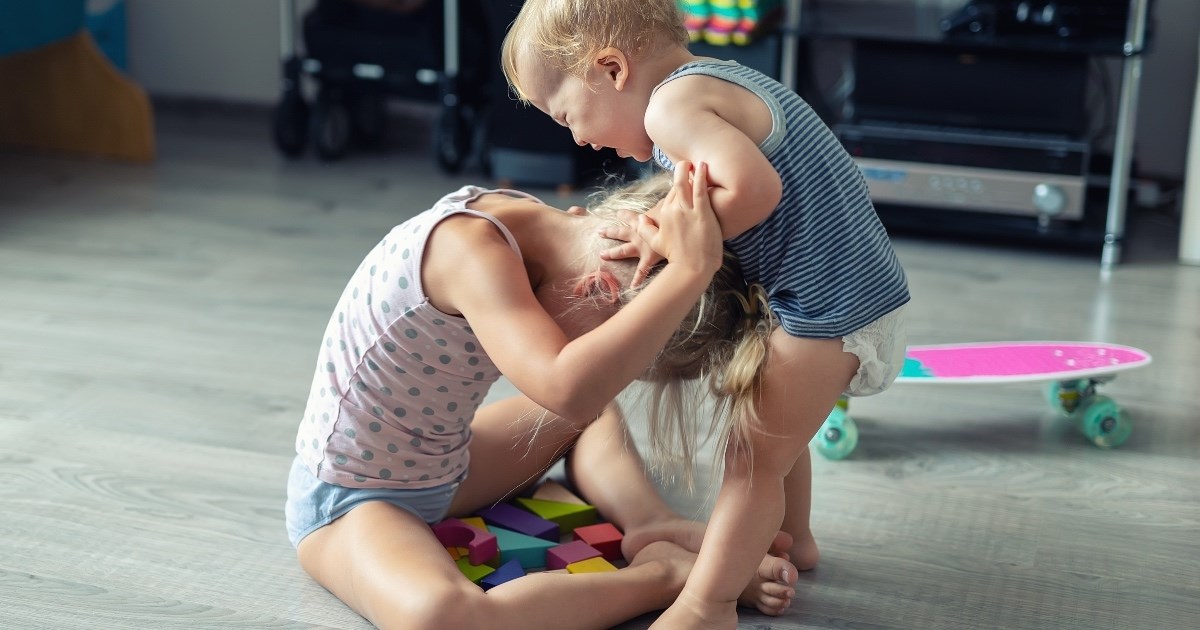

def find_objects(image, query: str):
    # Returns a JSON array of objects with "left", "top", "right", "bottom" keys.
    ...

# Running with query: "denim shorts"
[{"left": 285, "top": 456, "right": 465, "bottom": 547}]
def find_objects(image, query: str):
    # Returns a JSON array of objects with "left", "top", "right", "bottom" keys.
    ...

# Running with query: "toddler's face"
[{"left": 517, "top": 54, "right": 654, "bottom": 162}]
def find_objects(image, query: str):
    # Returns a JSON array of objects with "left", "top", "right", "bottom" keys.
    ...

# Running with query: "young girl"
[
  {"left": 286, "top": 165, "right": 799, "bottom": 629},
  {"left": 502, "top": 1, "right": 911, "bottom": 627}
]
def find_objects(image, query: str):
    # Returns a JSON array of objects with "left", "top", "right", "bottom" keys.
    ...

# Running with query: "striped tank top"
[{"left": 652, "top": 60, "right": 909, "bottom": 338}]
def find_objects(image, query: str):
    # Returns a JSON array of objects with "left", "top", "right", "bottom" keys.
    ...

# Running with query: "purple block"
[
  {"left": 479, "top": 559, "right": 526, "bottom": 591},
  {"left": 477, "top": 503, "right": 559, "bottom": 541},
  {"left": 546, "top": 540, "right": 602, "bottom": 570}
]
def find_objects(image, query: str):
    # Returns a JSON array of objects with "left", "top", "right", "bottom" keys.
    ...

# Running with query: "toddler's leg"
[
  {"left": 650, "top": 331, "right": 859, "bottom": 628},
  {"left": 567, "top": 404, "right": 797, "bottom": 615}
]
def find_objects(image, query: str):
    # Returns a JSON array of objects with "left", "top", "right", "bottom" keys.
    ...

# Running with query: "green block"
[
  {"left": 515, "top": 497, "right": 598, "bottom": 533},
  {"left": 455, "top": 557, "right": 495, "bottom": 583}
]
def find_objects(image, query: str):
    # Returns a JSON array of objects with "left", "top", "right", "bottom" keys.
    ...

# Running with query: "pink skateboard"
[{"left": 814, "top": 342, "right": 1152, "bottom": 459}]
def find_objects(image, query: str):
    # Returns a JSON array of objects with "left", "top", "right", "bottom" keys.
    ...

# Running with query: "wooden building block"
[
  {"left": 573, "top": 522, "right": 624, "bottom": 561},
  {"left": 488, "top": 526, "right": 559, "bottom": 569},
  {"left": 477, "top": 503, "right": 559, "bottom": 541},
  {"left": 445, "top": 546, "right": 461, "bottom": 560},
  {"left": 456, "top": 556, "right": 495, "bottom": 583},
  {"left": 566, "top": 556, "right": 618, "bottom": 574},
  {"left": 546, "top": 540, "right": 602, "bottom": 571},
  {"left": 432, "top": 518, "right": 498, "bottom": 566},
  {"left": 479, "top": 559, "right": 526, "bottom": 591},
  {"left": 460, "top": 516, "right": 487, "bottom": 531},
  {"left": 532, "top": 479, "right": 587, "bottom": 505},
  {"left": 516, "top": 497, "right": 598, "bottom": 533}
]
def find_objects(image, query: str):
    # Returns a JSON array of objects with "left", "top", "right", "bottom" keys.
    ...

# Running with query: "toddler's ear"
[{"left": 571, "top": 270, "right": 622, "bottom": 305}]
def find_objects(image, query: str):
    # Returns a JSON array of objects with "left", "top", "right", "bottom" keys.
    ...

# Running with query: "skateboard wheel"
[
  {"left": 1045, "top": 379, "right": 1090, "bottom": 416},
  {"left": 1075, "top": 395, "right": 1132, "bottom": 448},
  {"left": 813, "top": 406, "right": 858, "bottom": 460}
]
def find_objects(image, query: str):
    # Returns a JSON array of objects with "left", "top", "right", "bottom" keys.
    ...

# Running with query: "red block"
[{"left": 573, "top": 522, "right": 623, "bottom": 562}]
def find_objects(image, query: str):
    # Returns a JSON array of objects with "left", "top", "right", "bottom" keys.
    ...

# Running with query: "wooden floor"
[{"left": 1, "top": 106, "right": 1198, "bottom": 629}]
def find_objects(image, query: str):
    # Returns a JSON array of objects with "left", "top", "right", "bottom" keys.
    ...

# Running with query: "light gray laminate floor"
[{"left": 1, "top": 106, "right": 1198, "bottom": 629}]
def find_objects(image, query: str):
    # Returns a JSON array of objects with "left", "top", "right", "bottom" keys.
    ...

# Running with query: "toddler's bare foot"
[{"left": 625, "top": 519, "right": 796, "bottom": 616}]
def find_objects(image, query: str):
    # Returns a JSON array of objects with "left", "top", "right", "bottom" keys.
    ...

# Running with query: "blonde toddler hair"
[{"left": 500, "top": 0, "right": 689, "bottom": 101}]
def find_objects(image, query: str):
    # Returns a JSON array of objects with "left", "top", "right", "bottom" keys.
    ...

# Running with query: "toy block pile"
[
  {"left": 433, "top": 480, "right": 627, "bottom": 589},
  {"left": 678, "top": 0, "right": 783, "bottom": 46}
]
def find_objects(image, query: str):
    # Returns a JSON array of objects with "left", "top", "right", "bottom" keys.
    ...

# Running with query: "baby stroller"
[{"left": 271, "top": 0, "right": 488, "bottom": 172}]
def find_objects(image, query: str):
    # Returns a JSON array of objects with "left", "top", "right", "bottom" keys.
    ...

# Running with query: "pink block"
[
  {"left": 432, "top": 518, "right": 498, "bottom": 566},
  {"left": 546, "top": 540, "right": 602, "bottom": 571}
]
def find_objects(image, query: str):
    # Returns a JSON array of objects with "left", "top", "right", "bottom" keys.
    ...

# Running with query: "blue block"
[
  {"left": 479, "top": 559, "right": 525, "bottom": 591},
  {"left": 0, "top": 0, "right": 86, "bottom": 57}
]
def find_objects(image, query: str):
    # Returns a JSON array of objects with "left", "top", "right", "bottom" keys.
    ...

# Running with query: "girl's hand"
[{"left": 635, "top": 161, "right": 723, "bottom": 282}]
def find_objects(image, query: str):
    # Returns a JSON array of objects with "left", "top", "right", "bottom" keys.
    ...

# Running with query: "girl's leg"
[
  {"left": 297, "top": 501, "right": 694, "bottom": 630},
  {"left": 453, "top": 394, "right": 797, "bottom": 614},
  {"left": 651, "top": 331, "right": 859, "bottom": 629}
]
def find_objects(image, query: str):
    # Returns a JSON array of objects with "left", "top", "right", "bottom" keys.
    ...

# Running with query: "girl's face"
[{"left": 518, "top": 54, "right": 654, "bottom": 162}]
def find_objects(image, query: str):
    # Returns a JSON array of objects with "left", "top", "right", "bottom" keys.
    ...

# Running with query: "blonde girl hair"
[
  {"left": 500, "top": 0, "right": 689, "bottom": 101},
  {"left": 582, "top": 173, "right": 774, "bottom": 489}
]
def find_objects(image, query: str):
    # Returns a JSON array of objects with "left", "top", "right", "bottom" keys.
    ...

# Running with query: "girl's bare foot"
[{"left": 625, "top": 519, "right": 797, "bottom": 616}]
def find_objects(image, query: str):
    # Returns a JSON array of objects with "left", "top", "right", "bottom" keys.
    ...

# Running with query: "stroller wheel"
[
  {"left": 312, "top": 90, "right": 353, "bottom": 161},
  {"left": 272, "top": 93, "right": 309, "bottom": 157},
  {"left": 435, "top": 105, "right": 472, "bottom": 174}
]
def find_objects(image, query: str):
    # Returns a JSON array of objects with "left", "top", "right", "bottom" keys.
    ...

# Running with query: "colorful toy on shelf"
[{"left": 676, "top": 0, "right": 782, "bottom": 46}]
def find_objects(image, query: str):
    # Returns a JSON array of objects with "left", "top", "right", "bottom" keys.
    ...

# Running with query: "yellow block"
[{"left": 566, "top": 557, "right": 618, "bottom": 574}]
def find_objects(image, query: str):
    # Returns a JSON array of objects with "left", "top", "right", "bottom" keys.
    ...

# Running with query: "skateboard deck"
[
  {"left": 897, "top": 341, "right": 1152, "bottom": 384},
  {"left": 813, "top": 341, "right": 1152, "bottom": 460}
]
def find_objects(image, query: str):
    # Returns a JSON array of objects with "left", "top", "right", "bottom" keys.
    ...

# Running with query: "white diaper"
[{"left": 841, "top": 305, "right": 908, "bottom": 397}]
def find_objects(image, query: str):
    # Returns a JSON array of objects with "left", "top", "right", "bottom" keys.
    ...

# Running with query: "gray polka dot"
[
  {"left": 380, "top": 386, "right": 392, "bottom": 396},
  {"left": 381, "top": 301, "right": 391, "bottom": 314},
  {"left": 394, "top": 366, "right": 406, "bottom": 374},
  {"left": 422, "top": 407, "right": 434, "bottom": 416},
  {"left": 474, "top": 372, "right": 485, "bottom": 380},
  {"left": 369, "top": 421, "right": 382, "bottom": 432},
  {"left": 402, "top": 248, "right": 411, "bottom": 259},
  {"left": 471, "top": 393, "right": 480, "bottom": 401},
  {"left": 465, "top": 342, "right": 476, "bottom": 353},
  {"left": 388, "top": 444, "right": 399, "bottom": 453},
  {"left": 335, "top": 454, "right": 348, "bottom": 465},
  {"left": 439, "top": 355, "right": 451, "bottom": 365},
  {"left": 447, "top": 402, "right": 458, "bottom": 412},
  {"left": 411, "top": 437, "right": 423, "bottom": 447},
  {"left": 404, "top": 459, "right": 416, "bottom": 467},
  {"left": 339, "top": 340, "right": 347, "bottom": 351},
  {"left": 369, "top": 264, "right": 377, "bottom": 276},
  {"left": 411, "top": 428, "right": 424, "bottom": 436},
  {"left": 366, "top": 294, "right": 372, "bottom": 306},
  {"left": 382, "top": 270, "right": 389, "bottom": 283},
  {"left": 393, "top": 407, "right": 407, "bottom": 417},
  {"left": 352, "top": 287, "right": 359, "bottom": 299},
  {"left": 355, "top": 381, "right": 369, "bottom": 392},
  {"left": 319, "top": 387, "right": 326, "bottom": 397},
  {"left": 338, "top": 312, "right": 345, "bottom": 323},
  {"left": 435, "top": 339, "right": 447, "bottom": 347},
  {"left": 362, "top": 450, "right": 374, "bottom": 461},
  {"left": 436, "top": 386, "right": 449, "bottom": 393},
  {"left": 433, "top": 424, "right": 445, "bottom": 432},
  {"left": 311, "top": 439, "right": 318, "bottom": 449},
  {"left": 432, "top": 319, "right": 445, "bottom": 326},
  {"left": 411, "top": 352, "right": 423, "bottom": 361},
  {"left": 325, "top": 362, "right": 336, "bottom": 373},
  {"left": 354, "top": 475, "right": 366, "bottom": 482},
  {"left": 380, "top": 468, "right": 392, "bottom": 479},
  {"left": 391, "top": 244, "right": 397, "bottom": 253},
  {"left": 440, "top": 459, "right": 449, "bottom": 468},
  {"left": 423, "top": 366, "right": 436, "bottom": 375},
  {"left": 383, "top": 342, "right": 397, "bottom": 352},
  {"left": 344, "top": 428, "right": 357, "bottom": 439},
  {"left": 367, "top": 359, "right": 380, "bottom": 371},
  {"left": 419, "top": 474, "right": 430, "bottom": 481},
  {"left": 405, "top": 308, "right": 416, "bottom": 318},
  {"left": 326, "top": 337, "right": 333, "bottom": 347},
  {"left": 405, "top": 329, "right": 418, "bottom": 339},
  {"left": 464, "top": 326, "right": 473, "bottom": 334},
  {"left": 408, "top": 387, "right": 420, "bottom": 396},
  {"left": 398, "top": 277, "right": 409, "bottom": 289},
  {"left": 468, "top": 357, "right": 479, "bottom": 366},
  {"left": 371, "top": 406, "right": 383, "bottom": 418},
  {"left": 322, "top": 412, "right": 330, "bottom": 421}
]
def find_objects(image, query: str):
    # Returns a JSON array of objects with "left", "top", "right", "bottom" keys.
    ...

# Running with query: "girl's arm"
[{"left": 437, "top": 164, "right": 722, "bottom": 422}]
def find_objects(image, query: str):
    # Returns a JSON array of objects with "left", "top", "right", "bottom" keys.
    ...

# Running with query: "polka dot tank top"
[{"left": 295, "top": 186, "right": 534, "bottom": 489}]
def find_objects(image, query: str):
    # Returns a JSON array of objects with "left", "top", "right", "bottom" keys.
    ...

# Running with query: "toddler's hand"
[{"left": 600, "top": 212, "right": 665, "bottom": 288}]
